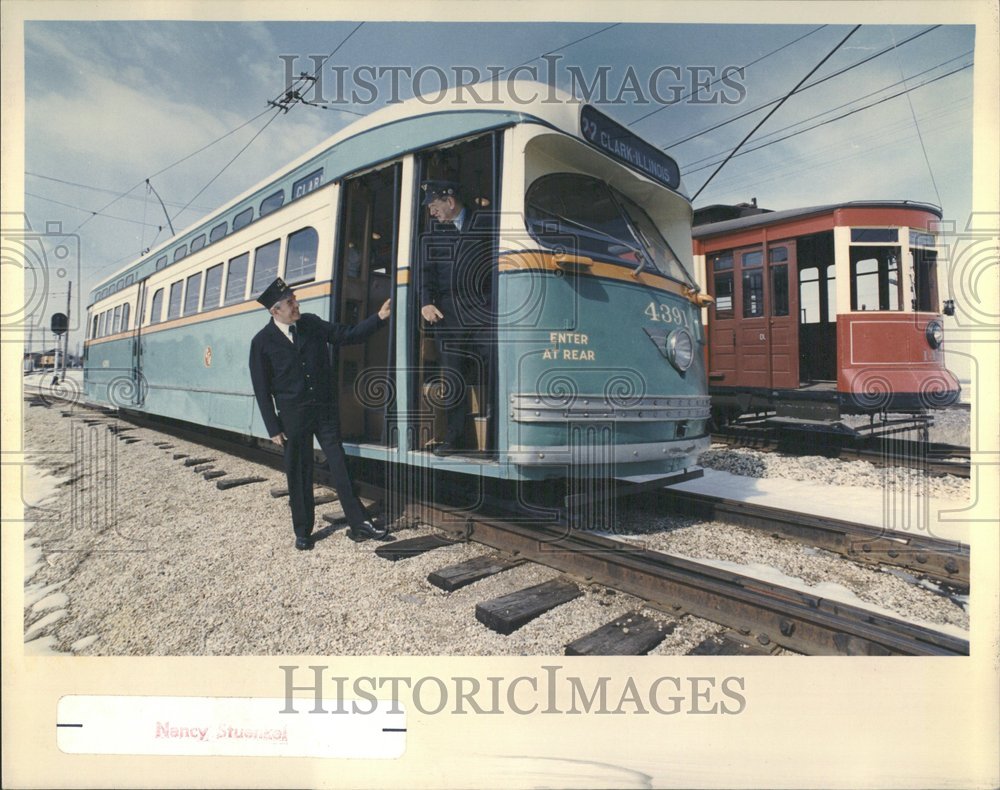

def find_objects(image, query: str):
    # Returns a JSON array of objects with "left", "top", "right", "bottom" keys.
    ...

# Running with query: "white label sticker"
[{"left": 57, "top": 696, "right": 405, "bottom": 758}]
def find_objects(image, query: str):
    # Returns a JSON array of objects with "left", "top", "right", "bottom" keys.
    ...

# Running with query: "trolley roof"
[
  {"left": 691, "top": 200, "right": 942, "bottom": 240},
  {"left": 90, "top": 81, "right": 684, "bottom": 303}
]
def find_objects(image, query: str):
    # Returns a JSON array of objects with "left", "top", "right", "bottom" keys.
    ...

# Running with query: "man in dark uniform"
[
  {"left": 249, "top": 277, "right": 390, "bottom": 550},
  {"left": 419, "top": 179, "right": 494, "bottom": 456}
]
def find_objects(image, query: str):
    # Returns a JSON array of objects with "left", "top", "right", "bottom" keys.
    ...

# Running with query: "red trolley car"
[{"left": 691, "top": 200, "right": 960, "bottom": 426}]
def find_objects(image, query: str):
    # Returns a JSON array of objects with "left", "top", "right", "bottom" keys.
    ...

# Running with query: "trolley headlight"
[
  {"left": 666, "top": 327, "right": 695, "bottom": 373},
  {"left": 925, "top": 320, "right": 944, "bottom": 349}
]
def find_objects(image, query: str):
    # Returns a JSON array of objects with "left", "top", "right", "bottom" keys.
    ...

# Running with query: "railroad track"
[
  {"left": 27, "top": 394, "right": 969, "bottom": 657},
  {"left": 388, "top": 501, "right": 968, "bottom": 657},
  {"left": 711, "top": 425, "right": 971, "bottom": 478}
]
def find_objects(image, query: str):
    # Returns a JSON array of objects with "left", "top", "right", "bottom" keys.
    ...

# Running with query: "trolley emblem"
[{"left": 203, "top": 346, "right": 213, "bottom": 368}]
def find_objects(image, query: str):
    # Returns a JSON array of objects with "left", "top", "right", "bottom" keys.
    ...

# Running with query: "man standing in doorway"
[
  {"left": 419, "top": 179, "right": 493, "bottom": 455},
  {"left": 249, "top": 277, "right": 390, "bottom": 550}
]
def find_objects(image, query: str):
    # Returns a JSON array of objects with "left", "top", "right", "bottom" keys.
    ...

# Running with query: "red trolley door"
[{"left": 708, "top": 240, "right": 799, "bottom": 391}]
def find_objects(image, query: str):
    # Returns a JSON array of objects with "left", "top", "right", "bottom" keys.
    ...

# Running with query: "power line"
[
  {"left": 176, "top": 23, "right": 369, "bottom": 211},
  {"left": 25, "top": 191, "right": 163, "bottom": 228},
  {"left": 496, "top": 23, "right": 622, "bottom": 78},
  {"left": 680, "top": 49, "right": 972, "bottom": 171},
  {"left": 682, "top": 62, "right": 971, "bottom": 178},
  {"left": 70, "top": 106, "right": 276, "bottom": 235},
  {"left": 629, "top": 25, "right": 828, "bottom": 127},
  {"left": 663, "top": 25, "right": 941, "bottom": 150},
  {"left": 26, "top": 171, "right": 215, "bottom": 212},
  {"left": 174, "top": 109, "right": 284, "bottom": 217},
  {"left": 692, "top": 25, "right": 862, "bottom": 201},
  {"left": 891, "top": 27, "right": 943, "bottom": 207}
]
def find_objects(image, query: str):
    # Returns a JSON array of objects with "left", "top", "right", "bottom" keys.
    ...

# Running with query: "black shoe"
[
  {"left": 433, "top": 442, "right": 462, "bottom": 457},
  {"left": 346, "top": 520, "right": 386, "bottom": 542},
  {"left": 295, "top": 536, "right": 313, "bottom": 551}
]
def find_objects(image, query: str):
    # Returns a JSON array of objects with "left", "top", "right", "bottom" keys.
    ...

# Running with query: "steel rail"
[
  {"left": 711, "top": 428, "right": 971, "bottom": 479},
  {"left": 36, "top": 396, "right": 967, "bottom": 655},
  {"left": 630, "top": 488, "right": 969, "bottom": 590},
  {"left": 406, "top": 501, "right": 968, "bottom": 656}
]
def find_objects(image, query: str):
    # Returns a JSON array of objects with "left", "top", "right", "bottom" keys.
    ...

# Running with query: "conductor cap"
[
  {"left": 257, "top": 277, "right": 293, "bottom": 310},
  {"left": 420, "top": 179, "right": 460, "bottom": 205}
]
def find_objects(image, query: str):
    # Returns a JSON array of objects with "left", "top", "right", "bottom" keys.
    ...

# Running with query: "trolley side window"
[
  {"left": 711, "top": 253, "right": 734, "bottom": 318},
  {"left": 149, "top": 288, "right": 164, "bottom": 325},
  {"left": 209, "top": 222, "right": 228, "bottom": 243},
  {"left": 770, "top": 246, "right": 789, "bottom": 317},
  {"left": 233, "top": 207, "right": 253, "bottom": 231},
  {"left": 260, "top": 190, "right": 285, "bottom": 217},
  {"left": 167, "top": 280, "right": 183, "bottom": 320},
  {"left": 741, "top": 250, "right": 764, "bottom": 318},
  {"left": 91, "top": 315, "right": 98, "bottom": 339},
  {"left": 284, "top": 227, "right": 318, "bottom": 285},
  {"left": 112, "top": 306, "right": 122, "bottom": 334},
  {"left": 121, "top": 303, "right": 131, "bottom": 332},
  {"left": 203, "top": 263, "right": 224, "bottom": 311},
  {"left": 183, "top": 272, "right": 202, "bottom": 316},
  {"left": 251, "top": 239, "right": 281, "bottom": 296},
  {"left": 851, "top": 246, "right": 901, "bottom": 311},
  {"left": 225, "top": 253, "right": 249, "bottom": 305}
]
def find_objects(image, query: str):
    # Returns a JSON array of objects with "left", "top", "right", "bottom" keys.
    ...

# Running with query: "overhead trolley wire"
[
  {"left": 25, "top": 191, "right": 163, "bottom": 228},
  {"left": 496, "top": 22, "right": 622, "bottom": 78},
  {"left": 891, "top": 27, "right": 944, "bottom": 207},
  {"left": 680, "top": 49, "right": 973, "bottom": 171},
  {"left": 628, "top": 25, "right": 828, "bottom": 128},
  {"left": 681, "top": 61, "right": 972, "bottom": 178},
  {"left": 691, "top": 25, "right": 862, "bottom": 200},
  {"left": 665, "top": 25, "right": 941, "bottom": 150}
]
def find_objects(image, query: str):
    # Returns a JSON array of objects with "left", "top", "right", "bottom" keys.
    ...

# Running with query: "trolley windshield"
[{"left": 525, "top": 173, "right": 695, "bottom": 286}]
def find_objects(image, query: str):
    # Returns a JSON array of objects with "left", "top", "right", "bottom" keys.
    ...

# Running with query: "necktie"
[{"left": 289, "top": 324, "right": 297, "bottom": 346}]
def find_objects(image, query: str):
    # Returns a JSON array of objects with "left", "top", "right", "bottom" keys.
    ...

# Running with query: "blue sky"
[{"left": 16, "top": 17, "right": 980, "bottom": 351}]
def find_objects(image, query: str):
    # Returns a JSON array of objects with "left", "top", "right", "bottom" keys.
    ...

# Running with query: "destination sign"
[{"left": 580, "top": 105, "right": 680, "bottom": 190}]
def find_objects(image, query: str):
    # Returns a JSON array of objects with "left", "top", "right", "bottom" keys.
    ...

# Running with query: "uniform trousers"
[
  {"left": 435, "top": 330, "right": 487, "bottom": 445},
  {"left": 279, "top": 402, "right": 367, "bottom": 537}
]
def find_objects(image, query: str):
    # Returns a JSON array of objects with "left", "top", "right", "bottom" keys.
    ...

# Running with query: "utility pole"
[{"left": 62, "top": 281, "right": 71, "bottom": 379}]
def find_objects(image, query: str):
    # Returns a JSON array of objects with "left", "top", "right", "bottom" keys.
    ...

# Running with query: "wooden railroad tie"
[
  {"left": 565, "top": 611, "right": 675, "bottom": 656},
  {"left": 427, "top": 554, "right": 525, "bottom": 592},
  {"left": 688, "top": 630, "right": 778, "bottom": 656},
  {"left": 215, "top": 476, "right": 266, "bottom": 490},
  {"left": 375, "top": 534, "right": 455, "bottom": 562},
  {"left": 476, "top": 578, "right": 582, "bottom": 635},
  {"left": 203, "top": 470, "right": 226, "bottom": 480},
  {"left": 183, "top": 457, "right": 214, "bottom": 467}
]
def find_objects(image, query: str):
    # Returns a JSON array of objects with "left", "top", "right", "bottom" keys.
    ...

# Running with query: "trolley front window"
[
  {"left": 911, "top": 247, "right": 939, "bottom": 312},
  {"left": 851, "top": 246, "right": 901, "bottom": 311},
  {"left": 525, "top": 173, "right": 694, "bottom": 285}
]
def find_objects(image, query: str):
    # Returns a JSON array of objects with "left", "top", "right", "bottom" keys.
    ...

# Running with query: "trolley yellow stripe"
[
  {"left": 85, "top": 282, "right": 333, "bottom": 347},
  {"left": 498, "top": 251, "right": 699, "bottom": 301}
]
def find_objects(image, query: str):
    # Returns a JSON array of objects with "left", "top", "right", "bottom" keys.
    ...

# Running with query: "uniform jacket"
[
  {"left": 249, "top": 311, "right": 385, "bottom": 437},
  {"left": 419, "top": 210, "right": 495, "bottom": 332}
]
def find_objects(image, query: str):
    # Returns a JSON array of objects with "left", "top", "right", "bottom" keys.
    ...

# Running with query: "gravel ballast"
[{"left": 22, "top": 401, "right": 970, "bottom": 656}]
